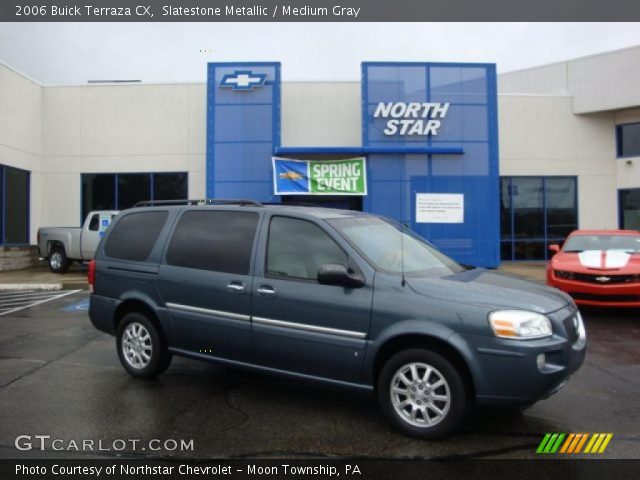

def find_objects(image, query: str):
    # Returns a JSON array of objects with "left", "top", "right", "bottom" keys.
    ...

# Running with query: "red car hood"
[{"left": 551, "top": 250, "right": 640, "bottom": 273}]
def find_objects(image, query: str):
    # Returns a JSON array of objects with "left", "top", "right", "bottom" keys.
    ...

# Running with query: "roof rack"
[
  {"left": 261, "top": 201, "right": 320, "bottom": 208},
  {"left": 133, "top": 199, "right": 264, "bottom": 208}
]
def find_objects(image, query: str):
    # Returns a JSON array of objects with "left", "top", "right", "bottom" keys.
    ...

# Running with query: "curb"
[{"left": 0, "top": 283, "right": 63, "bottom": 291}]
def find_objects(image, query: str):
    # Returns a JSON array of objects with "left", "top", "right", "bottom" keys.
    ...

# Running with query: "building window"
[
  {"left": 81, "top": 172, "right": 187, "bottom": 219},
  {"left": 617, "top": 122, "right": 640, "bottom": 158},
  {"left": 0, "top": 165, "right": 30, "bottom": 245},
  {"left": 500, "top": 176, "right": 578, "bottom": 261},
  {"left": 620, "top": 189, "right": 640, "bottom": 230}
]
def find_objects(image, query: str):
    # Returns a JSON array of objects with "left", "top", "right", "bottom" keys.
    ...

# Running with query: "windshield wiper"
[{"left": 563, "top": 249, "right": 583, "bottom": 253}]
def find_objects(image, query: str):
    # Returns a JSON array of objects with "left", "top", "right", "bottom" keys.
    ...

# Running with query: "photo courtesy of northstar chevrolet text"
[{"left": 0, "top": 1, "right": 639, "bottom": 478}]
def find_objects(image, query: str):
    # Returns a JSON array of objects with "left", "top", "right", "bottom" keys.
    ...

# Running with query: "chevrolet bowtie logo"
[
  {"left": 595, "top": 276, "right": 611, "bottom": 283},
  {"left": 279, "top": 171, "right": 304, "bottom": 180},
  {"left": 219, "top": 70, "right": 267, "bottom": 90}
]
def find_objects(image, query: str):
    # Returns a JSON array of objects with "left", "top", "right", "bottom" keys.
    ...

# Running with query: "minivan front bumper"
[{"left": 457, "top": 309, "right": 586, "bottom": 406}]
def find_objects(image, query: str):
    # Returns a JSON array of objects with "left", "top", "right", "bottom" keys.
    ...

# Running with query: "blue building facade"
[{"left": 207, "top": 61, "right": 500, "bottom": 268}]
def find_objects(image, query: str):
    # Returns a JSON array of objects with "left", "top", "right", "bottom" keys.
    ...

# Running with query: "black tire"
[
  {"left": 48, "top": 246, "right": 70, "bottom": 273},
  {"left": 377, "top": 348, "right": 468, "bottom": 439},
  {"left": 116, "top": 312, "right": 172, "bottom": 379}
]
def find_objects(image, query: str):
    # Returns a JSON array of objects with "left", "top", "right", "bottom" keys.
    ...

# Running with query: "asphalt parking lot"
[{"left": 0, "top": 290, "right": 638, "bottom": 459}]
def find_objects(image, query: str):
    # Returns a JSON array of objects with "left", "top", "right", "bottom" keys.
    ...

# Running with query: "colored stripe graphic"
[
  {"left": 537, "top": 433, "right": 565, "bottom": 453},
  {"left": 536, "top": 433, "right": 552, "bottom": 453},
  {"left": 585, "top": 433, "right": 614, "bottom": 454},
  {"left": 559, "top": 433, "right": 575, "bottom": 453},
  {"left": 537, "top": 433, "right": 613, "bottom": 454}
]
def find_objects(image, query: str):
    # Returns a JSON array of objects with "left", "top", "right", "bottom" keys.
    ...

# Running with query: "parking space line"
[
  {"left": 0, "top": 292, "right": 69, "bottom": 301},
  {"left": 0, "top": 300, "right": 56, "bottom": 308},
  {"left": 0, "top": 291, "right": 67, "bottom": 301},
  {"left": 0, "top": 290, "right": 81, "bottom": 317},
  {"left": 0, "top": 290, "right": 36, "bottom": 297}
]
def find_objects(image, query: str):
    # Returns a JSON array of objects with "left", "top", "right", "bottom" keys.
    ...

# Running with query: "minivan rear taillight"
[{"left": 88, "top": 259, "right": 96, "bottom": 293}]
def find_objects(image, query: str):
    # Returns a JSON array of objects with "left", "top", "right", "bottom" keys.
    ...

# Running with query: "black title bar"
[{"left": 2, "top": 0, "right": 640, "bottom": 22}]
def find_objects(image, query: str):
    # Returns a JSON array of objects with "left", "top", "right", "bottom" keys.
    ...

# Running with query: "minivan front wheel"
[
  {"left": 116, "top": 313, "right": 172, "bottom": 378},
  {"left": 378, "top": 349, "right": 467, "bottom": 439}
]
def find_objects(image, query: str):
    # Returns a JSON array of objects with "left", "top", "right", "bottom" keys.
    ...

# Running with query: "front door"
[
  {"left": 157, "top": 209, "right": 260, "bottom": 362},
  {"left": 251, "top": 215, "right": 373, "bottom": 384}
]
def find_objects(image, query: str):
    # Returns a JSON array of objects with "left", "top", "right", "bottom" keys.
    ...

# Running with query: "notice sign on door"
[
  {"left": 416, "top": 193, "right": 464, "bottom": 223},
  {"left": 98, "top": 213, "right": 112, "bottom": 238}
]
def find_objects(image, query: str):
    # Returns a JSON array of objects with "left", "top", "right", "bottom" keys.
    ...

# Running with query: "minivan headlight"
[{"left": 488, "top": 310, "right": 552, "bottom": 340}]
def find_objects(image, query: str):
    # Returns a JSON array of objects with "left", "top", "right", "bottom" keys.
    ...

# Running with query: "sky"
[{"left": 1, "top": 22, "right": 639, "bottom": 85}]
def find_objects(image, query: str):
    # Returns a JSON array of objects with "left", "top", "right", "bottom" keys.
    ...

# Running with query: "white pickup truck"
[{"left": 37, "top": 211, "right": 119, "bottom": 273}]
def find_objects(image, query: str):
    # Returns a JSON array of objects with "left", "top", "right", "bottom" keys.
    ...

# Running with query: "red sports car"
[{"left": 547, "top": 230, "right": 640, "bottom": 307}]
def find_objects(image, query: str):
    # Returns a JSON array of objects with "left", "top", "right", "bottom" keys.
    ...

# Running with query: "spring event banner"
[{"left": 272, "top": 157, "right": 367, "bottom": 196}]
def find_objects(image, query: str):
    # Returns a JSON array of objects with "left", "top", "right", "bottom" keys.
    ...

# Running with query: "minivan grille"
[{"left": 562, "top": 314, "right": 579, "bottom": 343}]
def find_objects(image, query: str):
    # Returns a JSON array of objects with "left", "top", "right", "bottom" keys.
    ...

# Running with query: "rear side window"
[
  {"left": 166, "top": 210, "right": 259, "bottom": 274},
  {"left": 104, "top": 211, "right": 168, "bottom": 261},
  {"left": 88, "top": 214, "right": 99, "bottom": 231}
]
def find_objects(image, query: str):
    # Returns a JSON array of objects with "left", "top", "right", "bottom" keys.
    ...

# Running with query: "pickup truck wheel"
[
  {"left": 48, "top": 247, "right": 70, "bottom": 273},
  {"left": 377, "top": 349, "right": 467, "bottom": 439},
  {"left": 116, "top": 313, "right": 172, "bottom": 379}
]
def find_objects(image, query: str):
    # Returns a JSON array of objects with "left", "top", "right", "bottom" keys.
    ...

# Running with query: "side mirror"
[
  {"left": 317, "top": 264, "right": 365, "bottom": 288},
  {"left": 548, "top": 244, "right": 560, "bottom": 254}
]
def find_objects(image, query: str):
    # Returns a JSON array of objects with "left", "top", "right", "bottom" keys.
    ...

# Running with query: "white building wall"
[
  {"left": 498, "top": 62, "right": 569, "bottom": 96},
  {"left": 0, "top": 63, "right": 42, "bottom": 243},
  {"left": 498, "top": 94, "right": 618, "bottom": 229},
  {"left": 568, "top": 46, "right": 640, "bottom": 114},
  {"left": 40, "top": 83, "right": 207, "bottom": 229},
  {"left": 281, "top": 83, "right": 361, "bottom": 146},
  {"left": 499, "top": 45, "right": 640, "bottom": 115},
  {"left": 614, "top": 108, "right": 640, "bottom": 190}
]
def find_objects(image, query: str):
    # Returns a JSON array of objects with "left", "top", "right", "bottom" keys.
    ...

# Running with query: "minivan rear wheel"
[
  {"left": 377, "top": 349, "right": 467, "bottom": 439},
  {"left": 116, "top": 312, "right": 172, "bottom": 378}
]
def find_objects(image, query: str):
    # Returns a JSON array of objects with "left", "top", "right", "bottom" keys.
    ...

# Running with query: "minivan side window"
[
  {"left": 266, "top": 216, "right": 347, "bottom": 280},
  {"left": 104, "top": 211, "right": 168, "bottom": 261},
  {"left": 166, "top": 210, "right": 259, "bottom": 275}
]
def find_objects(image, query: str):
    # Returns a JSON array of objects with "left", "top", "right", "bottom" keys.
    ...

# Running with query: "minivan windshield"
[
  {"left": 562, "top": 234, "right": 640, "bottom": 253},
  {"left": 327, "top": 216, "right": 465, "bottom": 276}
]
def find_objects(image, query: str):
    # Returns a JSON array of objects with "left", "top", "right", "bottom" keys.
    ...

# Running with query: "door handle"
[
  {"left": 257, "top": 284, "right": 277, "bottom": 297},
  {"left": 227, "top": 281, "right": 246, "bottom": 293}
]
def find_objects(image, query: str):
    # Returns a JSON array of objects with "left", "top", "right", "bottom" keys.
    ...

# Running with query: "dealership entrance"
[{"left": 207, "top": 61, "right": 500, "bottom": 267}]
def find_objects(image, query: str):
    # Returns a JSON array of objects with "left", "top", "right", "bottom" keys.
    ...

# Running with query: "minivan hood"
[{"left": 408, "top": 269, "right": 570, "bottom": 314}]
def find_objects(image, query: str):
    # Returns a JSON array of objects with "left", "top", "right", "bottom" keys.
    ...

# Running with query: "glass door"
[{"left": 620, "top": 189, "right": 640, "bottom": 230}]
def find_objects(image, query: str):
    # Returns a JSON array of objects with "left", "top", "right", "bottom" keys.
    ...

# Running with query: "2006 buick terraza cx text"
[{"left": 88, "top": 199, "right": 586, "bottom": 438}]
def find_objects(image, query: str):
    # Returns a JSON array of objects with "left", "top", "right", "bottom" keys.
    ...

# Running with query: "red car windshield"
[{"left": 563, "top": 235, "right": 640, "bottom": 253}]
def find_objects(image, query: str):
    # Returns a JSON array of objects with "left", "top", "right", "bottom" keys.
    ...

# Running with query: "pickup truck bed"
[{"left": 38, "top": 211, "right": 118, "bottom": 273}]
